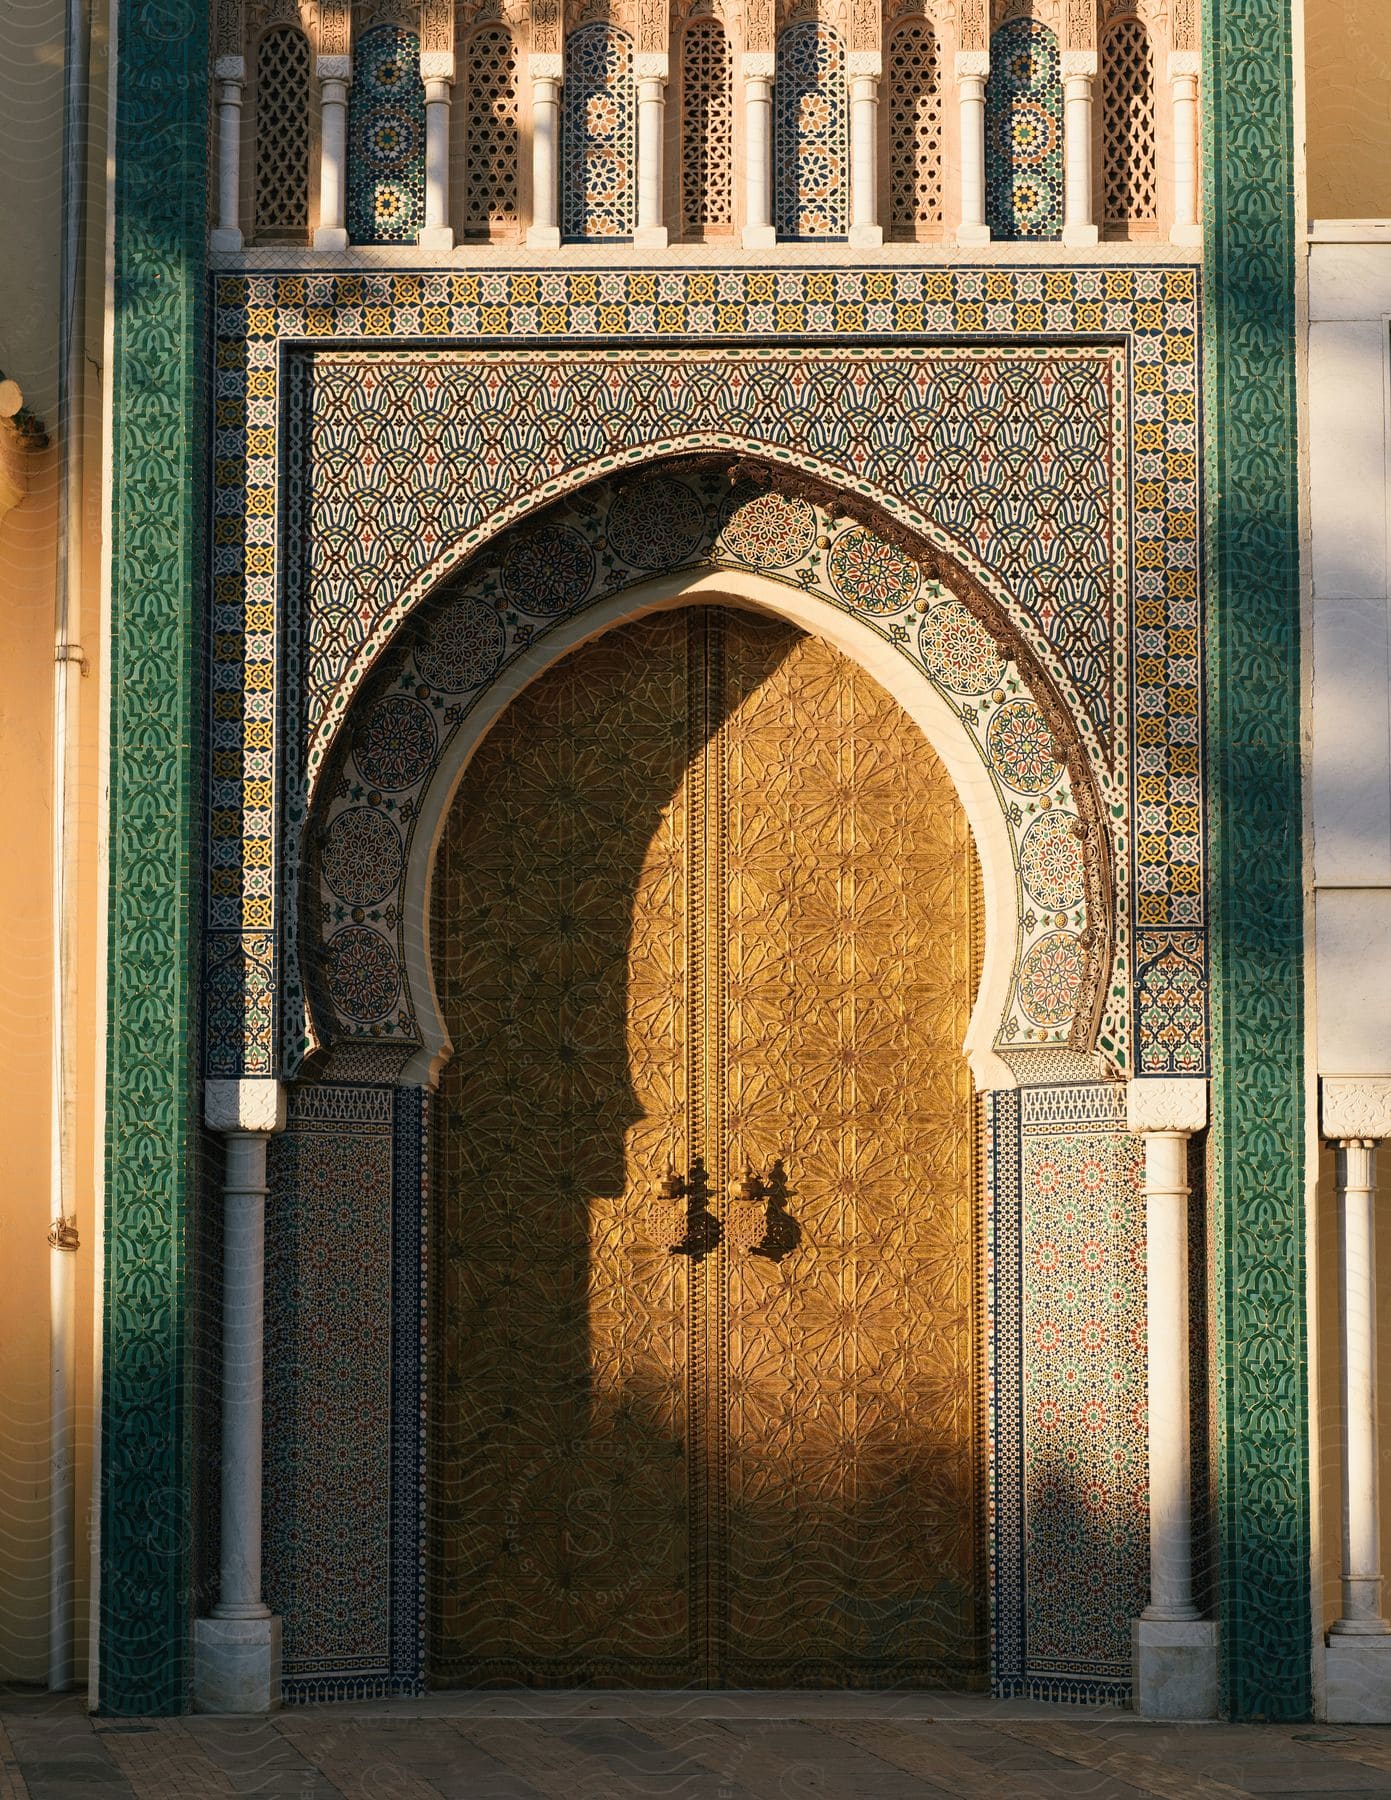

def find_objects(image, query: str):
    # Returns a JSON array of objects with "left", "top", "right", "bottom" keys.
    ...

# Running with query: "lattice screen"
[
  {"left": 888, "top": 19, "right": 943, "bottom": 240},
  {"left": 680, "top": 17, "right": 734, "bottom": 236},
  {"left": 462, "top": 26, "right": 520, "bottom": 235},
  {"left": 253, "top": 25, "right": 312, "bottom": 240},
  {"left": 1101, "top": 18, "right": 1157, "bottom": 229}
]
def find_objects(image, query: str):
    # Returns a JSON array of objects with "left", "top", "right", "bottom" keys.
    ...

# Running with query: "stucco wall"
[{"left": 1305, "top": 0, "right": 1391, "bottom": 221}]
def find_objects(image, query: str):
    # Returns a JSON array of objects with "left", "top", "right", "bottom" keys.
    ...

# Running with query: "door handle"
[{"left": 661, "top": 1156, "right": 722, "bottom": 1260}]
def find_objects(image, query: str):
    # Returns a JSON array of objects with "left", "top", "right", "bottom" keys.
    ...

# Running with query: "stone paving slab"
[{"left": 3, "top": 1694, "right": 1391, "bottom": 1800}]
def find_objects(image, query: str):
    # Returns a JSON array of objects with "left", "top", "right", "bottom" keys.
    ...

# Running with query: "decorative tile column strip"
[
  {"left": 210, "top": 55, "right": 246, "bottom": 251},
  {"left": 1127, "top": 1077, "right": 1219, "bottom": 1718},
  {"left": 955, "top": 50, "right": 990, "bottom": 245},
  {"left": 313, "top": 53, "right": 352, "bottom": 250},
  {"left": 741, "top": 52, "right": 776, "bottom": 247},
  {"left": 419, "top": 52, "right": 456, "bottom": 249},
  {"left": 527, "top": 54, "right": 563, "bottom": 247},
  {"left": 1322, "top": 1077, "right": 1391, "bottom": 1721},
  {"left": 101, "top": 0, "right": 208, "bottom": 1715},
  {"left": 194, "top": 1079, "right": 287, "bottom": 1712},
  {"left": 1060, "top": 50, "right": 1098, "bottom": 247},
  {"left": 634, "top": 53, "right": 669, "bottom": 248},
  {"left": 1203, "top": 0, "right": 1308, "bottom": 1718},
  {"left": 846, "top": 52, "right": 882, "bottom": 247},
  {"left": 1168, "top": 52, "right": 1201, "bottom": 246}
]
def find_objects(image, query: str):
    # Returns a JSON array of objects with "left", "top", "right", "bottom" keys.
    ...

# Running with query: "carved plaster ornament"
[
  {"left": 1322, "top": 1079, "right": 1391, "bottom": 1144},
  {"left": 318, "top": 0, "right": 351, "bottom": 55},
  {"left": 421, "top": 0, "right": 454, "bottom": 50},
  {"left": 956, "top": 0, "right": 985, "bottom": 48},
  {"left": 1064, "top": 0, "right": 1095, "bottom": 47},
  {"left": 1125, "top": 1077, "right": 1208, "bottom": 1136},
  {"left": 218, "top": 0, "right": 245, "bottom": 56},
  {"left": 744, "top": 0, "right": 773, "bottom": 53},
  {"left": 531, "top": 0, "right": 562, "bottom": 52},
  {"left": 1168, "top": 0, "right": 1193, "bottom": 47},
  {"left": 847, "top": 0, "right": 878, "bottom": 51},
  {"left": 637, "top": 0, "right": 667, "bottom": 53}
]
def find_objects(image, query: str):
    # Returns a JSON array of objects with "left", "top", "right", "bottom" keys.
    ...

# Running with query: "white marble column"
[
  {"left": 420, "top": 52, "right": 456, "bottom": 250},
  {"left": 193, "top": 1079, "right": 286, "bottom": 1713},
  {"left": 1323, "top": 1078, "right": 1391, "bottom": 1722},
  {"left": 210, "top": 56, "right": 246, "bottom": 252},
  {"left": 955, "top": 51, "right": 990, "bottom": 245},
  {"left": 313, "top": 54, "right": 352, "bottom": 251},
  {"left": 634, "top": 54, "right": 669, "bottom": 247},
  {"left": 1167, "top": 52, "right": 1201, "bottom": 246},
  {"left": 1127, "top": 1078, "right": 1218, "bottom": 1719},
  {"left": 742, "top": 53, "right": 776, "bottom": 248},
  {"left": 528, "top": 55, "right": 563, "bottom": 247},
  {"left": 1061, "top": 50, "right": 1098, "bottom": 247},
  {"left": 847, "top": 54, "right": 882, "bottom": 248}
]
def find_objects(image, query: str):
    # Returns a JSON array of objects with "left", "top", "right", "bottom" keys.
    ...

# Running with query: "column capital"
[
  {"left": 1126, "top": 1077, "right": 1208, "bottom": 1136},
  {"left": 420, "top": 49, "right": 455, "bottom": 81},
  {"left": 741, "top": 51, "right": 776, "bottom": 80},
  {"left": 633, "top": 51, "right": 669, "bottom": 81},
  {"left": 1323, "top": 1077, "right": 1391, "bottom": 1142},
  {"left": 845, "top": 50, "right": 882, "bottom": 79},
  {"left": 529, "top": 52, "right": 563, "bottom": 82},
  {"left": 205, "top": 1078, "right": 288, "bottom": 1136},
  {"left": 316, "top": 53, "right": 351, "bottom": 82},
  {"left": 213, "top": 53, "right": 246, "bottom": 83},
  {"left": 955, "top": 49, "right": 990, "bottom": 80},
  {"left": 1168, "top": 50, "right": 1201, "bottom": 80},
  {"left": 1060, "top": 49, "right": 1098, "bottom": 79}
]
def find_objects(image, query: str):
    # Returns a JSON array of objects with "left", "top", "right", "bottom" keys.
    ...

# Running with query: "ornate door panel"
[{"left": 431, "top": 606, "right": 980, "bottom": 1687}]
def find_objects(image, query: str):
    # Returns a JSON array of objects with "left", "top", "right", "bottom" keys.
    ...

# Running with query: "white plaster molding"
[
  {"left": 955, "top": 49, "right": 989, "bottom": 79},
  {"left": 529, "top": 52, "right": 563, "bottom": 80},
  {"left": 1060, "top": 50, "right": 1097, "bottom": 78},
  {"left": 316, "top": 53, "right": 351, "bottom": 80},
  {"left": 1126, "top": 1078, "right": 1208, "bottom": 1135},
  {"left": 633, "top": 51, "right": 669, "bottom": 80},
  {"left": 1323, "top": 1077, "right": 1391, "bottom": 1142},
  {"left": 845, "top": 50, "right": 882, "bottom": 78},
  {"left": 419, "top": 50, "right": 455, "bottom": 79},
  {"left": 1167, "top": 50, "right": 1200, "bottom": 79},
  {"left": 1309, "top": 220, "right": 1391, "bottom": 244},
  {"left": 205, "top": 1077, "right": 288, "bottom": 1135},
  {"left": 214, "top": 53, "right": 247, "bottom": 82},
  {"left": 741, "top": 51, "right": 775, "bottom": 79}
]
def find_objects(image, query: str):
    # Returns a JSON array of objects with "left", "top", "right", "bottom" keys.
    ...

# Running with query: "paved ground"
[{"left": 3, "top": 1692, "right": 1391, "bottom": 1800}]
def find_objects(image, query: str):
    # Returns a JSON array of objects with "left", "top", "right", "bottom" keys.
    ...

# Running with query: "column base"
[
  {"left": 1062, "top": 222, "right": 1100, "bottom": 247},
  {"left": 1170, "top": 222, "right": 1203, "bottom": 247},
  {"left": 742, "top": 224, "right": 777, "bottom": 249},
  {"left": 633, "top": 225, "right": 669, "bottom": 249},
  {"left": 193, "top": 1615, "right": 282, "bottom": 1713},
  {"left": 1325, "top": 1635, "right": 1391, "bottom": 1722},
  {"left": 526, "top": 226, "right": 561, "bottom": 248},
  {"left": 417, "top": 225, "right": 455, "bottom": 251},
  {"left": 956, "top": 223, "right": 992, "bottom": 246},
  {"left": 313, "top": 226, "right": 349, "bottom": 252},
  {"left": 1131, "top": 1617, "right": 1219, "bottom": 1719},
  {"left": 848, "top": 223, "right": 884, "bottom": 248},
  {"left": 209, "top": 228, "right": 244, "bottom": 253}
]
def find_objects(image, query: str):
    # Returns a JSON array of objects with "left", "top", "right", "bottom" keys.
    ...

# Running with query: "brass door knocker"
[
  {"left": 662, "top": 1156, "right": 723, "bottom": 1259},
  {"left": 730, "top": 1159, "right": 801, "bottom": 1262}
]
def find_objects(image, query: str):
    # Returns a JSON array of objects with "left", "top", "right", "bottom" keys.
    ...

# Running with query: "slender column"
[
  {"left": 210, "top": 55, "right": 246, "bottom": 251},
  {"left": 1060, "top": 51, "right": 1098, "bottom": 247},
  {"left": 194, "top": 1079, "right": 286, "bottom": 1713},
  {"left": 1334, "top": 1137, "right": 1388, "bottom": 1635},
  {"left": 846, "top": 54, "right": 882, "bottom": 248},
  {"left": 528, "top": 54, "right": 563, "bottom": 247},
  {"left": 955, "top": 50, "right": 990, "bottom": 245},
  {"left": 742, "top": 52, "right": 776, "bottom": 248},
  {"left": 1127, "top": 1079, "right": 1218, "bottom": 1718},
  {"left": 634, "top": 54, "right": 669, "bottom": 247},
  {"left": 419, "top": 52, "right": 456, "bottom": 249},
  {"left": 313, "top": 54, "right": 352, "bottom": 251},
  {"left": 1168, "top": 51, "right": 1201, "bottom": 246}
]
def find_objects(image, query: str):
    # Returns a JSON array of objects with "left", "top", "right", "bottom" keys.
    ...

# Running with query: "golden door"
[{"left": 431, "top": 606, "right": 981, "bottom": 1687}]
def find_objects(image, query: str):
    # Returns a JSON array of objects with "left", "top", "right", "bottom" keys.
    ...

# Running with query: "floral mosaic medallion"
[
  {"left": 354, "top": 694, "right": 438, "bottom": 792},
  {"left": 502, "top": 523, "right": 596, "bottom": 614},
  {"left": 826, "top": 527, "right": 920, "bottom": 614},
  {"left": 346, "top": 26, "right": 426, "bottom": 245},
  {"left": 1019, "top": 809, "right": 1086, "bottom": 912},
  {"left": 1017, "top": 931, "right": 1085, "bottom": 1027},
  {"left": 987, "top": 698, "right": 1059, "bottom": 794},
  {"left": 320, "top": 807, "right": 404, "bottom": 908},
  {"left": 607, "top": 477, "right": 707, "bottom": 569},
  {"left": 414, "top": 597, "right": 505, "bottom": 693},
  {"left": 324, "top": 925, "right": 402, "bottom": 1021},
  {"left": 918, "top": 598, "right": 1007, "bottom": 695},
  {"left": 986, "top": 19, "right": 1063, "bottom": 242},
  {"left": 717, "top": 489, "right": 817, "bottom": 569}
]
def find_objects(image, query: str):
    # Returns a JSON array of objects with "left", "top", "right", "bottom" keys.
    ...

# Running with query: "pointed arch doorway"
[{"left": 429, "top": 602, "right": 984, "bottom": 1688}]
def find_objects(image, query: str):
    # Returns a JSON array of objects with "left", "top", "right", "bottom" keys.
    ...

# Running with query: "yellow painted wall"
[{"left": 1305, "top": 0, "right": 1391, "bottom": 219}]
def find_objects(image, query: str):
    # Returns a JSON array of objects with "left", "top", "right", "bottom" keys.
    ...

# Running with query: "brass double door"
[{"left": 431, "top": 605, "right": 981, "bottom": 1687}]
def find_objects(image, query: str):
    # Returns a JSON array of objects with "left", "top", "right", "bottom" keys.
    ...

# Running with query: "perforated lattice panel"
[
  {"left": 462, "top": 26, "right": 520, "bottom": 235},
  {"left": 888, "top": 19, "right": 943, "bottom": 240},
  {"left": 773, "top": 22, "right": 848, "bottom": 239},
  {"left": 254, "top": 26, "right": 312, "bottom": 240},
  {"left": 561, "top": 23, "right": 636, "bottom": 239},
  {"left": 680, "top": 17, "right": 733, "bottom": 236},
  {"left": 1101, "top": 19, "right": 1156, "bottom": 228}
]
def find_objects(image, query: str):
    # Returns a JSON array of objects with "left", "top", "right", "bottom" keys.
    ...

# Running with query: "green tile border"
[
  {"left": 98, "top": 0, "right": 208, "bottom": 1714},
  {"left": 1202, "top": 0, "right": 1310, "bottom": 1718}
]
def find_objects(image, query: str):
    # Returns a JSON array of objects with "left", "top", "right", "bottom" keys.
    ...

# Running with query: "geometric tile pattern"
[
  {"left": 206, "top": 266, "right": 1205, "bottom": 1091},
  {"left": 1135, "top": 926, "right": 1208, "bottom": 1074},
  {"left": 346, "top": 27, "right": 426, "bottom": 245},
  {"left": 561, "top": 24, "right": 635, "bottom": 240},
  {"left": 774, "top": 22, "right": 848, "bottom": 239},
  {"left": 986, "top": 20, "right": 1064, "bottom": 242}
]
